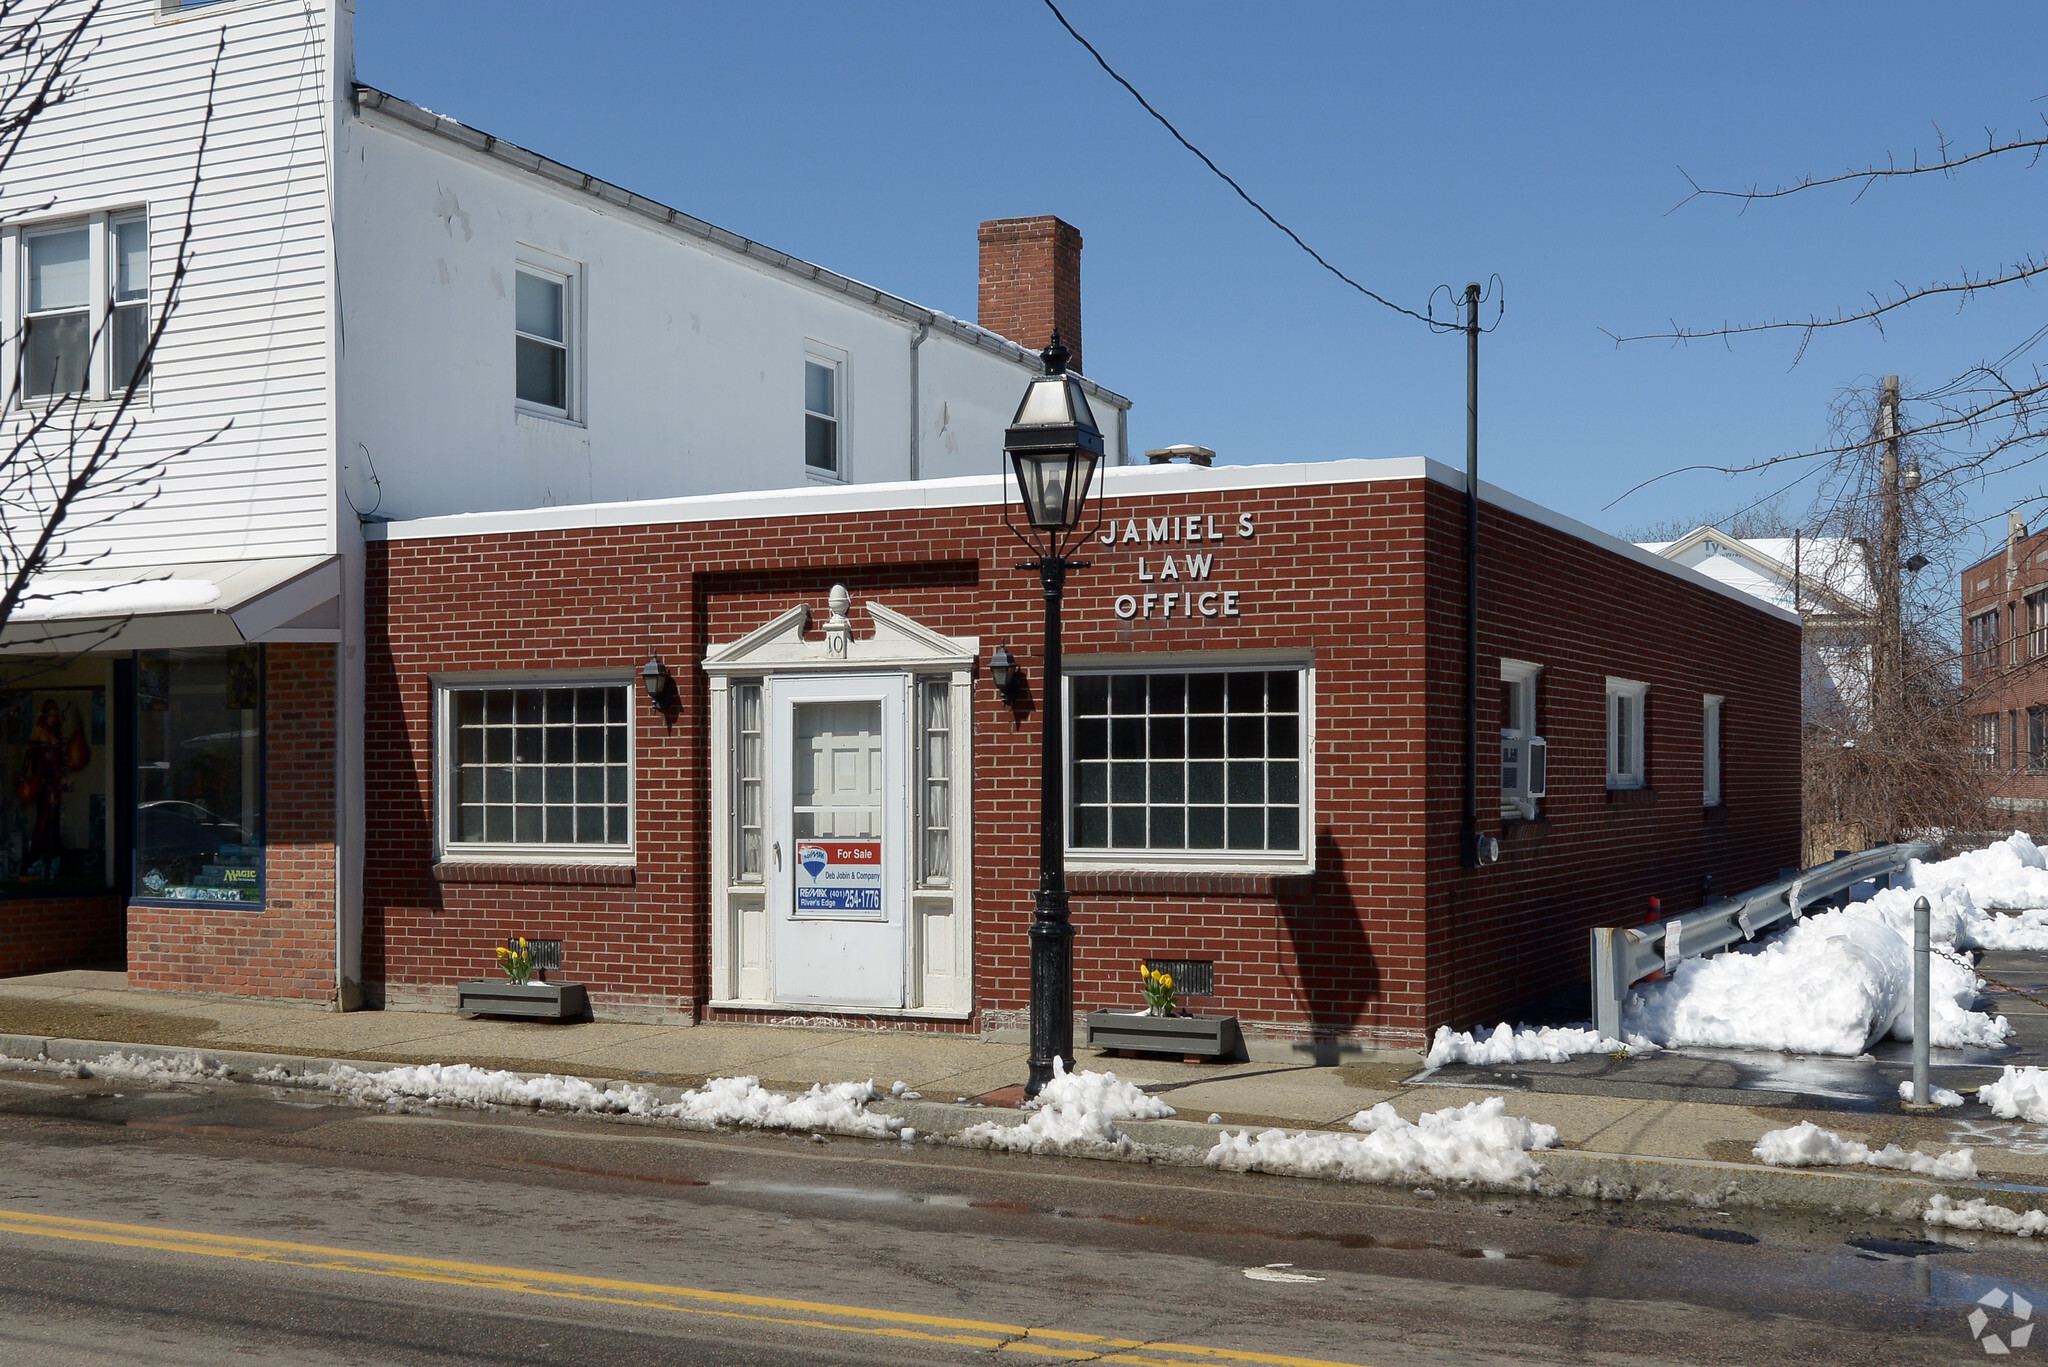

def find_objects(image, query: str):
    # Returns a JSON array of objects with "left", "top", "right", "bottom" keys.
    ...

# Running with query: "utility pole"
[
  {"left": 1460, "top": 282, "right": 1483, "bottom": 869},
  {"left": 1876, "top": 374, "right": 1902, "bottom": 727}
]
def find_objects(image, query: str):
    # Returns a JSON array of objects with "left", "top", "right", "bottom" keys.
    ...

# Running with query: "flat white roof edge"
[{"left": 366, "top": 458, "right": 1797, "bottom": 625}]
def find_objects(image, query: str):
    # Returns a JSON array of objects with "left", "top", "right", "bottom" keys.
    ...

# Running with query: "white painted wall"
[
  {"left": 0, "top": 0, "right": 343, "bottom": 572},
  {"left": 334, "top": 106, "right": 1125, "bottom": 521}
]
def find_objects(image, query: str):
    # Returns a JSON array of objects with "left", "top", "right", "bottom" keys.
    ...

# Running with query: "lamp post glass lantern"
[{"left": 1003, "top": 332, "right": 1103, "bottom": 1097}]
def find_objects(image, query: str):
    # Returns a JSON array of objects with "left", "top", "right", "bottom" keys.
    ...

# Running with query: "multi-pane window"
[
  {"left": 917, "top": 678, "right": 952, "bottom": 885},
  {"left": 111, "top": 214, "right": 149, "bottom": 391},
  {"left": 1606, "top": 678, "right": 1647, "bottom": 790},
  {"left": 24, "top": 225, "right": 89, "bottom": 399},
  {"left": 515, "top": 268, "right": 568, "bottom": 412},
  {"left": 1975, "top": 713, "right": 2002, "bottom": 771},
  {"left": 446, "top": 684, "right": 630, "bottom": 850},
  {"left": 1500, "top": 661, "right": 1545, "bottom": 820},
  {"left": 732, "top": 683, "right": 764, "bottom": 880},
  {"left": 1970, "top": 610, "right": 2002, "bottom": 674},
  {"left": 804, "top": 359, "right": 839, "bottom": 474},
  {"left": 1070, "top": 668, "right": 1304, "bottom": 856},
  {"left": 2028, "top": 593, "right": 2048, "bottom": 662},
  {"left": 2031, "top": 707, "right": 2048, "bottom": 773},
  {"left": 1702, "top": 695, "right": 1723, "bottom": 807}
]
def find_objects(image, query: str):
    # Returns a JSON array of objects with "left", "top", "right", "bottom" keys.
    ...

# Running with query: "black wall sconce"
[
  {"left": 641, "top": 654, "right": 674, "bottom": 707},
  {"left": 989, "top": 644, "right": 1024, "bottom": 705}
]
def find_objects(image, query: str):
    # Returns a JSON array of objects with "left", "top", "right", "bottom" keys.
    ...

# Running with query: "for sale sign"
[{"left": 794, "top": 840, "right": 883, "bottom": 913}]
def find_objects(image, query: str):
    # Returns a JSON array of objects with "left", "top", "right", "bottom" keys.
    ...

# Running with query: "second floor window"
[
  {"left": 1976, "top": 713, "right": 2002, "bottom": 771},
  {"left": 515, "top": 268, "right": 568, "bottom": 413},
  {"left": 805, "top": 359, "right": 840, "bottom": 475},
  {"left": 1970, "top": 610, "right": 2001, "bottom": 673},
  {"left": 24, "top": 225, "right": 89, "bottom": 399},
  {"left": 2028, "top": 593, "right": 2048, "bottom": 662},
  {"left": 2031, "top": 707, "right": 2048, "bottom": 773},
  {"left": 112, "top": 215, "right": 149, "bottom": 390}
]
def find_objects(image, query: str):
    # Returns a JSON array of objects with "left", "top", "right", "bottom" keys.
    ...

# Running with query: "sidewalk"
[{"left": 4, "top": 968, "right": 2045, "bottom": 1216}]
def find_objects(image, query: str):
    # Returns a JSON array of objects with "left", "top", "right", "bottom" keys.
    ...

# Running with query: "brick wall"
[
  {"left": 1962, "top": 532, "right": 2048, "bottom": 826},
  {"left": 128, "top": 642, "right": 337, "bottom": 1000},
  {"left": 978, "top": 216, "right": 1083, "bottom": 371},
  {"left": 0, "top": 895, "right": 122, "bottom": 977},
  {"left": 364, "top": 475, "right": 1801, "bottom": 1046}
]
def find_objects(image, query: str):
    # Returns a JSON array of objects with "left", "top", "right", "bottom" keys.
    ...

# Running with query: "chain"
[{"left": 1934, "top": 942, "right": 2048, "bottom": 1014}]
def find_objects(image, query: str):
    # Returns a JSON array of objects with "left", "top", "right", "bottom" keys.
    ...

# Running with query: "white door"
[{"left": 767, "top": 673, "right": 908, "bottom": 1007}]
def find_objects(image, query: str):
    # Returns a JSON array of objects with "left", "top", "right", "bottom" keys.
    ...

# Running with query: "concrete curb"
[{"left": 5, "top": 1035, "right": 2042, "bottom": 1220}]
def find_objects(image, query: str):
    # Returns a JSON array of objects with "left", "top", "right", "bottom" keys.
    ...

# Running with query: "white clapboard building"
[{"left": 0, "top": 0, "right": 1127, "bottom": 1002}]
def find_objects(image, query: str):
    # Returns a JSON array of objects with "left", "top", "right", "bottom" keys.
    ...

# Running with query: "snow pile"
[
  {"left": 269, "top": 1062, "right": 901, "bottom": 1139},
  {"left": 1024, "top": 1060, "right": 1174, "bottom": 1120},
  {"left": 1978, "top": 1066, "right": 2048, "bottom": 1123},
  {"left": 1619, "top": 833, "right": 2048, "bottom": 1056},
  {"left": 1752, "top": 1120, "right": 1976, "bottom": 1179},
  {"left": 1925, "top": 1195, "right": 2048, "bottom": 1238},
  {"left": 0, "top": 1049, "right": 230, "bottom": 1083},
  {"left": 1423, "top": 1023, "right": 1638, "bottom": 1069},
  {"left": 1895, "top": 1079, "right": 1966, "bottom": 1108},
  {"left": 962, "top": 1059, "right": 1168, "bottom": 1155},
  {"left": 1205, "top": 1097, "right": 1559, "bottom": 1190}
]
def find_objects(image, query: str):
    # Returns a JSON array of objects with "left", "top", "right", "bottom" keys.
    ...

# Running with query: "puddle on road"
[
  {"left": 0, "top": 1082, "right": 351, "bottom": 1137},
  {"left": 707, "top": 1178, "right": 973, "bottom": 1209}
]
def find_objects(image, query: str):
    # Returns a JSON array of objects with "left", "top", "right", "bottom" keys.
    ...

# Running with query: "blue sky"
[{"left": 356, "top": 2, "right": 2048, "bottom": 555}]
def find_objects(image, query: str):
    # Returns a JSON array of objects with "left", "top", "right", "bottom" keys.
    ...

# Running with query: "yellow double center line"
[{"left": 0, "top": 1207, "right": 1373, "bottom": 1367}]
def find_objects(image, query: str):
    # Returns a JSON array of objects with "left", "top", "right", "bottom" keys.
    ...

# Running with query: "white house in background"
[
  {"left": 1637, "top": 526, "right": 1874, "bottom": 727},
  {"left": 0, "top": 0, "right": 1128, "bottom": 1002}
]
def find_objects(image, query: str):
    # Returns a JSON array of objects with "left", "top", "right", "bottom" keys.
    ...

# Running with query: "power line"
[{"left": 1041, "top": 0, "right": 1449, "bottom": 331}]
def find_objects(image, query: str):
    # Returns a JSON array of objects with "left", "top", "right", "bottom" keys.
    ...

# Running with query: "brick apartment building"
[
  {"left": 1963, "top": 518, "right": 2048, "bottom": 831},
  {"left": 352, "top": 461, "right": 1801, "bottom": 1055}
]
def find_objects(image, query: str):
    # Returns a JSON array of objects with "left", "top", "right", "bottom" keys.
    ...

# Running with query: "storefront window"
[
  {"left": 0, "top": 658, "right": 113, "bottom": 895},
  {"left": 136, "top": 647, "right": 263, "bottom": 903}
]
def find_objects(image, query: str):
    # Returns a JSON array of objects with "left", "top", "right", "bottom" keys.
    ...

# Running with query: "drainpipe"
[{"left": 908, "top": 317, "right": 931, "bottom": 480}]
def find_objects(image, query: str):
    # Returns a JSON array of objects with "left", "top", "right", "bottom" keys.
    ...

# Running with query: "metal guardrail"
[{"left": 1589, "top": 840, "right": 1936, "bottom": 1039}]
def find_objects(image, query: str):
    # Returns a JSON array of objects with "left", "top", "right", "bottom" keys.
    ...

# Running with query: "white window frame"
[
  {"left": 13, "top": 212, "right": 156, "bottom": 407},
  {"left": 803, "top": 339, "right": 848, "bottom": 482},
  {"left": 1500, "top": 659, "right": 1545, "bottom": 820},
  {"left": 434, "top": 674, "right": 636, "bottom": 863},
  {"left": 1702, "top": 694, "right": 1724, "bottom": 808},
  {"left": 513, "top": 251, "right": 582, "bottom": 423},
  {"left": 1607, "top": 677, "right": 1648, "bottom": 791},
  {"left": 1063, "top": 659, "right": 1314, "bottom": 872}
]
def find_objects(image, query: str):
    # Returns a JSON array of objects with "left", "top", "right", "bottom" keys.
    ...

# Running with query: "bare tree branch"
[{"left": 1670, "top": 119, "right": 2048, "bottom": 212}]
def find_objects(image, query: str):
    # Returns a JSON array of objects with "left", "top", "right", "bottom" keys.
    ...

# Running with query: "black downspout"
[{"left": 1461, "top": 282, "right": 1481, "bottom": 868}]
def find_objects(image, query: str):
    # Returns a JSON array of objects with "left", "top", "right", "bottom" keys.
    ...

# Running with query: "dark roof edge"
[{"left": 350, "top": 85, "right": 1131, "bottom": 411}]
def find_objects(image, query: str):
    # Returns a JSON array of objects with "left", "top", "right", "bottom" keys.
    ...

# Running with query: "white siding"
[
  {"left": 0, "top": 0, "right": 338, "bottom": 571},
  {"left": 336, "top": 108, "right": 1124, "bottom": 521}
]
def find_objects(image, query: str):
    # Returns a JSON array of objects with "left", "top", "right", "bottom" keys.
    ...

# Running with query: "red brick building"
[
  {"left": 343, "top": 460, "right": 1801, "bottom": 1055},
  {"left": 1963, "top": 521, "right": 2048, "bottom": 832}
]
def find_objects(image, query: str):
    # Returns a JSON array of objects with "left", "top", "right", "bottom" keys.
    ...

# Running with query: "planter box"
[
  {"left": 1086, "top": 1009, "right": 1240, "bottom": 1059},
  {"left": 457, "top": 979, "right": 589, "bottom": 1021}
]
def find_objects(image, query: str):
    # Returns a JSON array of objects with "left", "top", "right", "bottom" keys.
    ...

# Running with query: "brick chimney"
[{"left": 978, "top": 216, "right": 1083, "bottom": 373}]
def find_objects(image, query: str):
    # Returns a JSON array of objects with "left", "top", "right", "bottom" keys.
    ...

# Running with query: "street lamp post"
[{"left": 1002, "top": 332, "right": 1104, "bottom": 1098}]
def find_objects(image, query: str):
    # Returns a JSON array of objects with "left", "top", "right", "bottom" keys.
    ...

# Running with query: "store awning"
[{"left": 0, "top": 555, "right": 342, "bottom": 653}]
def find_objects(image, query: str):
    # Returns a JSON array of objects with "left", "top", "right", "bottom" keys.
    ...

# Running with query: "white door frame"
[{"left": 703, "top": 589, "right": 977, "bottom": 1018}]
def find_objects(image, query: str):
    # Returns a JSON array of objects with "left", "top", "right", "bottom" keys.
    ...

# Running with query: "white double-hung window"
[
  {"left": 803, "top": 342, "right": 847, "bottom": 478},
  {"left": 1500, "top": 660, "right": 1545, "bottom": 819},
  {"left": 1606, "top": 677, "right": 1648, "bottom": 790},
  {"left": 20, "top": 213, "right": 150, "bottom": 403},
  {"left": 514, "top": 261, "right": 574, "bottom": 416}
]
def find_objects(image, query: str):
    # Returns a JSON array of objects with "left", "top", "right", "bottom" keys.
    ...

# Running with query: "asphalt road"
[{"left": 0, "top": 1069, "right": 2040, "bottom": 1366}]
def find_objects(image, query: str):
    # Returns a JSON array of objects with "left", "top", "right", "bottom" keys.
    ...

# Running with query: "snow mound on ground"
[
  {"left": 1896, "top": 1079, "right": 1966, "bottom": 1108},
  {"left": 1424, "top": 1023, "right": 1638, "bottom": 1069},
  {"left": 962, "top": 1059, "right": 1166, "bottom": 1155},
  {"left": 1752, "top": 1120, "right": 1976, "bottom": 1179},
  {"left": 1925, "top": 1195, "right": 2048, "bottom": 1237},
  {"left": 1024, "top": 1060, "right": 1174, "bottom": 1120},
  {"left": 1621, "top": 834, "right": 2034, "bottom": 1056},
  {"left": 1205, "top": 1097, "right": 1558, "bottom": 1190},
  {"left": 273, "top": 1062, "right": 900, "bottom": 1138},
  {"left": 0, "top": 1050, "right": 231, "bottom": 1083},
  {"left": 1978, "top": 1066, "right": 2048, "bottom": 1123}
]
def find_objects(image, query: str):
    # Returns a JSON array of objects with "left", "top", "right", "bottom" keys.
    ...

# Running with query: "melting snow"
[
  {"left": 1205, "top": 1097, "right": 1558, "bottom": 1190},
  {"left": 1423, "top": 1023, "right": 1642, "bottom": 1069},
  {"left": 264, "top": 1061, "right": 901, "bottom": 1138},
  {"left": 1895, "top": 1079, "right": 1966, "bottom": 1108},
  {"left": 1752, "top": 1120, "right": 1976, "bottom": 1178},
  {"left": 960, "top": 1059, "right": 1171, "bottom": 1156},
  {"left": 1, "top": 1049, "right": 228, "bottom": 1083},
  {"left": 1977, "top": 1066, "right": 2048, "bottom": 1123},
  {"left": 1925, "top": 1195, "right": 2048, "bottom": 1237}
]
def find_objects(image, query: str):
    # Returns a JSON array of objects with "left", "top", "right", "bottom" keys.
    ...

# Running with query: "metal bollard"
[{"left": 1913, "top": 895, "right": 1931, "bottom": 1108}]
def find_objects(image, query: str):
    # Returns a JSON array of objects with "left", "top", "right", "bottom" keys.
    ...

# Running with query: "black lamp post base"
[{"left": 1024, "top": 894, "right": 1074, "bottom": 1097}]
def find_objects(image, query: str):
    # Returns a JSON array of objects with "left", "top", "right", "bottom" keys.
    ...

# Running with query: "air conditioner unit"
[{"left": 1526, "top": 736, "right": 1547, "bottom": 799}]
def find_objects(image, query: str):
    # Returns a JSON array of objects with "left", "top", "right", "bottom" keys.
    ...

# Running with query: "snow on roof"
[{"left": 1634, "top": 527, "right": 1870, "bottom": 616}]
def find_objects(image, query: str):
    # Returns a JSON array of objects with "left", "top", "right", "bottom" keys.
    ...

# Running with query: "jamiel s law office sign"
[{"left": 1099, "top": 511, "right": 1257, "bottom": 621}]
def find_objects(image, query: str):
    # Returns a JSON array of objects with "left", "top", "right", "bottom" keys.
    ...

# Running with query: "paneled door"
[{"left": 766, "top": 673, "right": 908, "bottom": 1007}]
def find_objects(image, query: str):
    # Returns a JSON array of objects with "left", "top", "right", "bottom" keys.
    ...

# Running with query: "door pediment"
[{"left": 702, "top": 585, "right": 978, "bottom": 676}]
